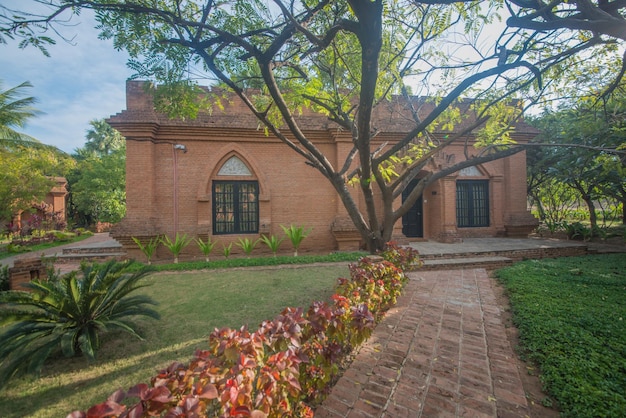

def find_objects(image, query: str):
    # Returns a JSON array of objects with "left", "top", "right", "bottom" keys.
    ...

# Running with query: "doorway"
[{"left": 402, "top": 180, "right": 423, "bottom": 238}]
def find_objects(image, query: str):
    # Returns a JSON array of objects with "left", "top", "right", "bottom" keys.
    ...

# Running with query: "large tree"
[
  {"left": 0, "top": 79, "right": 73, "bottom": 230},
  {"left": 529, "top": 92, "right": 626, "bottom": 227},
  {"left": 68, "top": 119, "right": 126, "bottom": 227},
  {"left": 3, "top": 1, "right": 625, "bottom": 251}
]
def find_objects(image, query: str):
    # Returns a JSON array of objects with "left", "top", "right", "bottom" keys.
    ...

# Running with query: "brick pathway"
[{"left": 315, "top": 269, "right": 530, "bottom": 418}]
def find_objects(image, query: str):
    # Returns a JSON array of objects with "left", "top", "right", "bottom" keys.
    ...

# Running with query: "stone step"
[
  {"left": 419, "top": 256, "right": 513, "bottom": 271},
  {"left": 45, "top": 252, "right": 126, "bottom": 264},
  {"left": 62, "top": 245, "right": 123, "bottom": 255}
]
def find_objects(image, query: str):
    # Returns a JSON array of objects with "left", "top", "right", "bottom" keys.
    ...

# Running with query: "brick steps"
[
  {"left": 420, "top": 256, "right": 513, "bottom": 271},
  {"left": 412, "top": 243, "right": 591, "bottom": 271},
  {"left": 48, "top": 252, "right": 127, "bottom": 264},
  {"left": 43, "top": 243, "right": 126, "bottom": 264}
]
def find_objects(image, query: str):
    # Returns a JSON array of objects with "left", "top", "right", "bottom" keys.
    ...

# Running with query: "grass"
[
  {"left": 141, "top": 251, "right": 366, "bottom": 271},
  {"left": 0, "top": 264, "right": 350, "bottom": 418},
  {"left": 497, "top": 254, "right": 626, "bottom": 417}
]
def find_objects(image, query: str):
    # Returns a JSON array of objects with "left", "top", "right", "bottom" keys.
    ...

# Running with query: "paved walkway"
[{"left": 316, "top": 268, "right": 529, "bottom": 418}]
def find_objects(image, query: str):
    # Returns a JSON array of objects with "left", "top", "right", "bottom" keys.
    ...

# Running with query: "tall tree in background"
[
  {"left": 0, "top": 80, "right": 40, "bottom": 147},
  {"left": 2, "top": 1, "right": 626, "bottom": 250},
  {"left": 68, "top": 119, "right": 126, "bottom": 227}
]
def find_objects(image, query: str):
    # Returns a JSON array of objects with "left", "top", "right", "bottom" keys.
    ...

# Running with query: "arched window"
[{"left": 212, "top": 157, "right": 259, "bottom": 234}]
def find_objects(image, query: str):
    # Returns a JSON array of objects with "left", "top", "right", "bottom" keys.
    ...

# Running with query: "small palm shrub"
[
  {"left": 0, "top": 260, "right": 159, "bottom": 388},
  {"left": 132, "top": 236, "right": 160, "bottom": 265},
  {"left": 161, "top": 233, "right": 192, "bottom": 263},
  {"left": 281, "top": 224, "right": 312, "bottom": 256},
  {"left": 236, "top": 237, "right": 259, "bottom": 258},
  {"left": 222, "top": 243, "right": 232, "bottom": 258},
  {"left": 196, "top": 236, "right": 218, "bottom": 262},
  {"left": 260, "top": 234, "right": 283, "bottom": 257}
]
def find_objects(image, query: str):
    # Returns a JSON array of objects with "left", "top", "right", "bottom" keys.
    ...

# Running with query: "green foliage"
[
  {"left": 160, "top": 233, "right": 191, "bottom": 263},
  {"left": 222, "top": 243, "right": 232, "bottom": 258},
  {"left": 0, "top": 260, "right": 159, "bottom": 389},
  {"left": 497, "top": 255, "right": 626, "bottom": 417},
  {"left": 0, "top": 80, "right": 74, "bottom": 229},
  {"left": 259, "top": 234, "right": 283, "bottom": 257},
  {"left": 380, "top": 241, "right": 422, "bottom": 271},
  {"left": 0, "top": 265, "right": 8, "bottom": 292},
  {"left": 123, "top": 251, "right": 365, "bottom": 273},
  {"left": 195, "top": 235, "right": 218, "bottom": 262},
  {"left": 0, "top": 80, "right": 40, "bottom": 146},
  {"left": 68, "top": 120, "right": 126, "bottom": 227},
  {"left": 52, "top": 231, "right": 75, "bottom": 242},
  {"left": 281, "top": 224, "right": 312, "bottom": 256},
  {"left": 235, "top": 237, "right": 259, "bottom": 258},
  {"left": 69, "top": 248, "right": 416, "bottom": 417},
  {"left": 132, "top": 236, "right": 160, "bottom": 265}
]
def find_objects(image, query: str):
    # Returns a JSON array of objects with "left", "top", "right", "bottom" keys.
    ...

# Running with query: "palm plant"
[
  {"left": 222, "top": 243, "right": 232, "bottom": 258},
  {"left": 235, "top": 237, "right": 259, "bottom": 258},
  {"left": 0, "top": 260, "right": 159, "bottom": 388},
  {"left": 161, "top": 233, "right": 191, "bottom": 263},
  {"left": 259, "top": 234, "right": 283, "bottom": 257},
  {"left": 0, "top": 80, "right": 42, "bottom": 147},
  {"left": 132, "top": 236, "right": 160, "bottom": 265},
  {"left": 196, "top": 236, "right": 218, "bottom": 262},
  {"left": 281, "top": 224, "right": 312, "bottom": 257}
]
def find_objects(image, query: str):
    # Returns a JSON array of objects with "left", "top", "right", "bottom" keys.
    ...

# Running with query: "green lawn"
[
  {"left": 0, "top": 264, "right": 349, "bottom": 418},
  {"left": 497, "top": 254, "right": 626, "bottom": 417}
]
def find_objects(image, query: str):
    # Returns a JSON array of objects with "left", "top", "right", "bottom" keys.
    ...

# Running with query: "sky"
[{"left": 1, "top": 4, "right": 133, "bottom": 154}]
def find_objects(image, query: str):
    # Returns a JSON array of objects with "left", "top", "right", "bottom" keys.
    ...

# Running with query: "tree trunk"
[{"left": 582, "top": 195, "right": 598, "bottom": 233}]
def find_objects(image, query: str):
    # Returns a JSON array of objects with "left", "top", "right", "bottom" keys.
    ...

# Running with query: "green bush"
[{"left": 0, "top": 260, "right": 159, "bottom": 388}]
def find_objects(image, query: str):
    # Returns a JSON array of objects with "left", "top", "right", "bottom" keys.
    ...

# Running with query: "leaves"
[
  {"left": 69, "top": 245, "right": 416, "bottom": 416},
  {"left": 0, "top": 260, "right": 159, "bottom": 389}
]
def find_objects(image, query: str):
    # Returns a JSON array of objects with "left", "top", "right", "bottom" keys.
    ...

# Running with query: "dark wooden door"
[{"left": 402, "top": 180, "right": 423, "bottom": 237}]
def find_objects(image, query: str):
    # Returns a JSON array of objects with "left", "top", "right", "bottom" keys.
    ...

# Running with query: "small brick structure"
[{"left": 9, "top": 258, "right": 47, "bottom": 290}]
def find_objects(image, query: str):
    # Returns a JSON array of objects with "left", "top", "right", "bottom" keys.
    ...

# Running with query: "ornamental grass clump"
[{"left": 0, "top": 260, "right": 159, "bottom": 389}]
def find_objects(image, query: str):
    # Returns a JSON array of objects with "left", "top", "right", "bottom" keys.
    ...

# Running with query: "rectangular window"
[
  {"left": 456, "top": 180, "right": 489, "bottom": 227},
  {"left": 213, "top": 181, "right": 259, "bottom": 234}
]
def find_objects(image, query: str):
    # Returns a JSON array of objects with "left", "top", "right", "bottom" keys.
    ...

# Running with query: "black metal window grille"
[
  {"left": 212, "top": 181, "right": 259, "bottom": 234},
  {"left": 456, "top": 180, "right": 490, "bottom": 227}
]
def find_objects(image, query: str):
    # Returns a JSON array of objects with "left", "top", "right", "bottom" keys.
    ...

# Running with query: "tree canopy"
[
  {"left": 529, "top": 92, "right": 626, "bottom": 228},
  {"left": 68, "top": 119, "right": 126, "bottom": 227},
  {"left": 0, "top": 79, "right": 74, "bottom": 231},
  {"left": 3, "top": 1, "right": 625, "bottom": 250}
]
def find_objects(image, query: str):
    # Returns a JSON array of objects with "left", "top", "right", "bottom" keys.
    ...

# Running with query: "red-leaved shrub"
[{"left": 67, "top": 244, "right": 420, "bottom": 418}]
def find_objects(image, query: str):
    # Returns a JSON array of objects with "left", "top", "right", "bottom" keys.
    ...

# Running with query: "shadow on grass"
[{"left": 0, "top": 337, "right": 206, "bottom": 418}]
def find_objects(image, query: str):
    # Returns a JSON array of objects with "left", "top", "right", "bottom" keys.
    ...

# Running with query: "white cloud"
[{"left": 1, "top": 4, "right": 133, "bottom": 153}]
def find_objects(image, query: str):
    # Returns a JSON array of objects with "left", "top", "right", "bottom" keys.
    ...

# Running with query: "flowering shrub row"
[{"left": 68, "top": 244, "right": 420, "bottom": 418}]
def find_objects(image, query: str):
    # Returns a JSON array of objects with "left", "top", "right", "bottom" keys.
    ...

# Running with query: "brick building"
[
  {"left": 12, "top": 177, "right": 68, "bottom": 233},
  {"left": 108, "top": 81, "right": 538, "bottom": 260}
]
